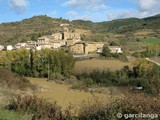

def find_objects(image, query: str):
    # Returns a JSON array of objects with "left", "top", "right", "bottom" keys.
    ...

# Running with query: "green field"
[
  {"left": 0, "top": 109, "right": 30, "bottom": 120},
  {"left": 142, "top": 37, "right": 160, "bottom": 44}
]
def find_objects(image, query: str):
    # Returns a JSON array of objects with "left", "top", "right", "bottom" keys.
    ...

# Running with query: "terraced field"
[
  {"left": 142, "top": 37, "right": 160, "bottom": 44},
  {"left": 74, "top": 58, "right": 134, "bottom": 74}
]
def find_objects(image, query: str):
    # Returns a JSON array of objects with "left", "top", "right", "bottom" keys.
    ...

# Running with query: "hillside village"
[{"left": 0, "top": 24, "right": 123, "bottom": 54}]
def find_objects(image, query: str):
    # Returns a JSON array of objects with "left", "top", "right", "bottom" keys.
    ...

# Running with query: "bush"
[
  {"left": 7, "top": 95, "right": 65, "bottom": 120},
  {"left": 113, "top": 53, "right": 128, "bottom": 62},
  {"left": 71, "top": 82, "right": 88, "bottom": 91},
  {"left": 83, "top": 78, "right": 94, "bottom": 86},
  {"left": 77, "top": 93, "right": 160, "bottom": 120},
  {"left": 101, "top": 44, "right": 112, "bottom": 57},
  {"left": 49, "top": 73, "right": 65, "bottom": 81}
]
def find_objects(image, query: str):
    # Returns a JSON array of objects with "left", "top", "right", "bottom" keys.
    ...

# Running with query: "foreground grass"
[
  {"left": 0, "top": 108, "right": 30, "bottom": 120},
  {"left": 28, "top": 77, "right": 112, "bottom": 112}
]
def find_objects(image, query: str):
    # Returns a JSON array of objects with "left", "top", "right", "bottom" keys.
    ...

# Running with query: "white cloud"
[
  {"left": 9, "top": 0, "right": 28, "bottom": 14},
  {"left": 66, "top": 10, "right": 91, "bottom": 20},
  {"left": 107, "top": 9, "right": 160, "bottom": 21},
  {"left": 138, "top": 0, "right": 160, "bottom": 12},
  {"left": 106, "top": 0, "right": 160, "bottom": 21},
  {"left": 107, "top": 10, "right": 143, "bottom": 20},
  {"left": 63, "top": 0, "right": 108, "bottom": 11}
]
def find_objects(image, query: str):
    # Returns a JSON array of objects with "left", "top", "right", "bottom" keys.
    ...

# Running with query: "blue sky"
[{"left": 0, "top": 0, "right": 160, "bottom": 23}]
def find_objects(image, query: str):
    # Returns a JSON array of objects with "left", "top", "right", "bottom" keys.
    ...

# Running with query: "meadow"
[
  {"left": 142, "top": 37, "right": 160, "bottom": 44},
  {"left": 0, "top": 109, "right": 30, "bottom": 120},
  {"left": 73, "top": 58, "right": 133, "bottom": 74},
  {"left": 28, "top": 77, "right": 124, "bottom": 112}
]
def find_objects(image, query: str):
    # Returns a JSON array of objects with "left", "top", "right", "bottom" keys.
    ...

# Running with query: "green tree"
[{"left": 101, "top": 44, "right": 111, "bottom": 57}]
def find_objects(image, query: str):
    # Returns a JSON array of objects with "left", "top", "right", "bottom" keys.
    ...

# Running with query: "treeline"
[
  {"left": 76, "top": 59, "right": 160, "bottom": 94},
  {"left": 0, "top": 49, "right": 75, "bottom": 77}
]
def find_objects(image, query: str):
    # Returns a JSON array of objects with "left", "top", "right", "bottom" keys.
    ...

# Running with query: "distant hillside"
[
  {"left": 72, "top": 14, "right": 160, "bottom": 34},
  {"left": 0, "top": 14, "right": 160, "bottom": 45},
  {"left": 0, "top": 15, "right": 70, "bottom": 45}
]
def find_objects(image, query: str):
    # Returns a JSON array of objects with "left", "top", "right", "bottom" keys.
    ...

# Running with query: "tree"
[
  {"left": 101, "top": 44, "right": 111, "bottom": 57},
  {"left": 110, "top": 41, "right": 119, "bottom": 46}
]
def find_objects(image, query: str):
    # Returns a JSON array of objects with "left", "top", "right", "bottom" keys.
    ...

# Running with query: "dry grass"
[
  {"left": 74, "top": 58, "right": 134, "bottom": 74},
  {"left": 28, "top": 77, "right": 111, "bottom": 112}
]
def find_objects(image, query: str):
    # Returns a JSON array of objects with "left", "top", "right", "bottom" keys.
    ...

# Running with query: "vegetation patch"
[
  {"left": 0, "top": 49, "right": 75, "bottom": 78},
  {"left": 6, "top": 93, "right": 160, "bottom": 120},
  {"left": 142, "top": 37, "right": 160, "bottom": 44},
  {"left": 0, "top": 68, "right": 35, "bottom": 91},
  {"left": 7, "top": 95, "right": 64, "bottom": 120},
  {"left": 0, "top": 108, "right": 30, "bottom": 120},
  {"left": 76, "top": 59, "right": 160, "bottom": 95},
  {"left": 77, "top": 93, "right": 160, "bottom": 120}
]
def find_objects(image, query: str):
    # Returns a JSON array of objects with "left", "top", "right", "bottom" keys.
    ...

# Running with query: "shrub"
[
  {"left": 7, "top": 95, "right": 65, "bottom": 120},
  {"left": 113, "top": 53, "right": 128, "bottom": 62},
  {"left": 77, "top": 93, "right": 160, "bottom": 120},
  {"left": 49, "top": 73, "right": 65, "bottom": 81},
  {"left": 77, "top": 63, "right": 160, "bottom": 95},
  {"left": 71, "top": 82, "right": 88, "bottom": 92}
]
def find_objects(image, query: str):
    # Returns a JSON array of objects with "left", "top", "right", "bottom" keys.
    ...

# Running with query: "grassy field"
[
  {"left": 28, "top": 78, "right": 124, "bottom": 113},
  {"left": 0, "top": 109, "right": 30, "bottom": 120},
  {"left": 74, "top": 58, "right": 134, "bottom": 74},
  {"left": 142, "top": 37, "right": 160, "bottom": 44}
]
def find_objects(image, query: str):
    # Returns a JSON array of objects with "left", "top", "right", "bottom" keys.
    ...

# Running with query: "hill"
[
  {"left": 72, "top": 14, "right": 160, "bottom": 34},
  {"left": 0, "top": 15, "right": 70, "bottom": 45},
  {"left": 0, "top": 14, "right": 160, "bottom": 45}
]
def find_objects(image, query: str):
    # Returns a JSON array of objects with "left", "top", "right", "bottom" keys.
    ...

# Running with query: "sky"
[{"left": 0, "top": 0, "right": 160, "bottom": 23}]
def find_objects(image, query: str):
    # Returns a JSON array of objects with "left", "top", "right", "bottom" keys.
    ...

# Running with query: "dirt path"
[
  {"left": 146, "top": 58, "right": 160, "bottom": 66},
  {"left": 28, "top": 78, "right": 112, "bottom": 112}
]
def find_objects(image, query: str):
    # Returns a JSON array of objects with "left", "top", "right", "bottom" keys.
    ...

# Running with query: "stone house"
[
  {"left": 85, "top": 42, "right": 104, "bottom": 54},
  {"left": 37, "top": 36, "right": 50, "bottom": 44},
  {"left": 26, "top": 41, "right": 37, "bottom": 50},
  {"left": 16, "top": 43, "right": 27, "bottom": 49},
  {"left": 69, "top": 41, "right": 105, "bottom": 54},
  {"left": 63, "top": 27, "right": 81, "bottom": 42},
  {"left": 51, "top": 33, "right": 63, "bottom": 40},
  {"left": 50, "top": 40, "right": 62, "bottom": 49},
  {"left": 69, "top": 41, "right": 86, "bottom": 54}
]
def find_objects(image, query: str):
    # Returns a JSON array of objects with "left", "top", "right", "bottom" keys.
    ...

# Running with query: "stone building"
[
  {"left": 25, "top": 41, "right": 37, "bottom": 50},
  {"left": 51, "top": 33, "right": 63, "bottom": 40},
  {"left": 16, "top": 43, "right": 27, "bottom": 49},
  {"left": 69, "top": 41, "right": 105, "bottom": 54},
  {"left": 69, "top": 41, "right": 86, "bottom": 54},
  {"left": 85, "top": 42, "right": 104, "bottom": 54}
]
